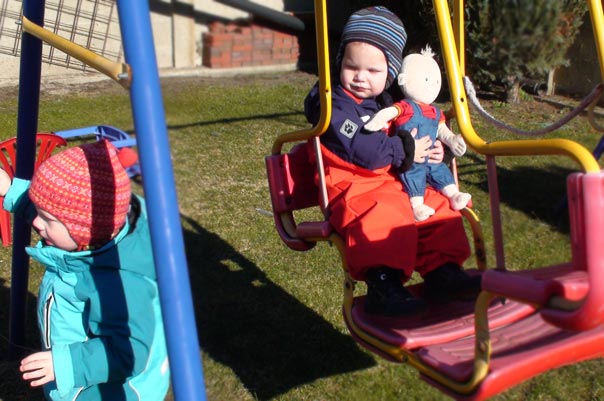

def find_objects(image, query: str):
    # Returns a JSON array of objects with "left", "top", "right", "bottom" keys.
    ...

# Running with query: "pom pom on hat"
[
  {"left": 29, "top": 140, "right": 132, "bottom": 248},
  {"left": 338, "top": 6, "right": 407, "bottom": 89},
  {"left": 116, "top": 146, "right": 139, "bottom": 169}
]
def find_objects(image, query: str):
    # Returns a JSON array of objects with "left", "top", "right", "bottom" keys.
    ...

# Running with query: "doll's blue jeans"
[{"left": 400, "top": 162, "right": 455, "bottom": 197}]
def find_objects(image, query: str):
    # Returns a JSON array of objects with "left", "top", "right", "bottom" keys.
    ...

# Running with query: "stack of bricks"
[{"left": 202, "top": 21, "right": 299, "bottom": 68}]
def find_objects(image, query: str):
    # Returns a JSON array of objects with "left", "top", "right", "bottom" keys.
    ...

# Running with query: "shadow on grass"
[
  {"left": 0, "top": 277, "right": 44, "bottom": 401},
  {"left": 458, "top": 153, "right": 574, "bottom": 233},
  {"left": 181, "top": 215, "right": 375, "bottom": 400},
  {"left": 164, "top": 110, "right": 305, "bottom": 133}
]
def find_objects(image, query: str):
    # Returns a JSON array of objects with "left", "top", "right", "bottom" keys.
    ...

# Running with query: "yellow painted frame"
[
  {"left": 21, "top": 16, "right": 131, "bottom": 89},
  {"left": 269, "top": 0, "right": 604, "bottom": 396},
  {"left": 433, "top": 0, "right": 600, "bottom": 173}
]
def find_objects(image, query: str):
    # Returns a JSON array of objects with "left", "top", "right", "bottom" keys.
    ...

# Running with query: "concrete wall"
[{"left": 0, "top": 0, "right": 308, "bottom": 86}]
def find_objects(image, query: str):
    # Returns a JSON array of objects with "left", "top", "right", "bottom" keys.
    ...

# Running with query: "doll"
[{"left": 366, "top": 46, "right": 471, "bottom": 221}]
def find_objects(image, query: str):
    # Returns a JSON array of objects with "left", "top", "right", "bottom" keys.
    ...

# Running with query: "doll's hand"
[
  {"left": 0, "top": 169, "right": 10, "bottom": 197},
  {"left": 448, "top": 134, "right": 467, "bottom": 157},
  {"left": 21, "top": 351, "right": 55, "bottom": 387},
  {"left": 427, "top": 140, "right": 445, "bottom": 164},
  {"left": 437, "top": 124, "right": 466, "bottom": 157},
  {"left": 365, "top": 106, "right": 398, "bottom": 131}
]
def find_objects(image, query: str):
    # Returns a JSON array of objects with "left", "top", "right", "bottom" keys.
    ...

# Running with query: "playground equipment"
[
  {"left": 12, "top": 1, "right": 206, "bottom": 400},
  {"left": 54, "top": 125, "right": 141, "bottom": 177},
  {"left": 265, "top": 0, "right": 604, "bottom": 399},
  {"left": 0, "top": 0, "right": 122, "bottom": 74},
  {"left": 0, "top": 133, "right": 66, "bottom": 246},
  {"left": 593, "top": 134, "right": 604, "bottom": 161}
]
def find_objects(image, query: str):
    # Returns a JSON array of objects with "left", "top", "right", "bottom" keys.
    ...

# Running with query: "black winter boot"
[
  {"left": 423, "top": 263, "right": 482, "bottom": 302},
  {"left": 364, "top": 267, "right": 427, "bottom": 316}
]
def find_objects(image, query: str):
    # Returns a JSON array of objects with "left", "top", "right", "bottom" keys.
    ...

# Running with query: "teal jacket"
[{"left": 5, "top": 178, "right": 170, "bottom": 401}]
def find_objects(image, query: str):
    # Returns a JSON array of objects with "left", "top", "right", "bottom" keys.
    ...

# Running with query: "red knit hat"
[{"left": 29, "top": 140, "right": 132, "bottom": 248}]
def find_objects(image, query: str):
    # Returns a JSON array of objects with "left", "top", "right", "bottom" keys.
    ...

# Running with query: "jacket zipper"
[{"left": 43, "top": 293, "right": 54, "bottom": 350}]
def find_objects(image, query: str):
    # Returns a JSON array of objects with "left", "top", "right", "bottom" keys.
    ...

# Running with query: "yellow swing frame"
[{"left": 266, "top": 0, "right": 604, "bottom": 398}]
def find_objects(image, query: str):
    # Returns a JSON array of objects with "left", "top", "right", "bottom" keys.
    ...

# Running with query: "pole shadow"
[
  {"left": 457, "top": 153, "right": 574, "bottom": 233},
  {"left": 180, "top": 215, "right": 375, "bottom": 400},
  {"left": 0, "top": 276, "right": 45, "bottom": 401}
]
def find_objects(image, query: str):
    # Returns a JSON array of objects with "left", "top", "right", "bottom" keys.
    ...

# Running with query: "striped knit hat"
[
  {"left": 338, "top": 6, "right": 407, "bottom": 89},
  {"left": 29, "top": 140, "right": 132, "bottom": 248}
]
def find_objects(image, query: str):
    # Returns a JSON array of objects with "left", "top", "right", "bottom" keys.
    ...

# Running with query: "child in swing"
[
  {"left": 0, "top": 140, "right": 170, "bottom": 401},
  {"left": 304, "top": 6, "right": 481, "bottom": 316}
]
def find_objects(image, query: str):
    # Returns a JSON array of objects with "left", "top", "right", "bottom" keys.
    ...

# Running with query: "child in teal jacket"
[{"left": 0, "top": 140, "right": 170, "bottom": 401}]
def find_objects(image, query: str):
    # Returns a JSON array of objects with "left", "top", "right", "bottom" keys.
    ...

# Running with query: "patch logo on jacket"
[{"left": 340, "top": 119, "right": 358, "bottom": 138}]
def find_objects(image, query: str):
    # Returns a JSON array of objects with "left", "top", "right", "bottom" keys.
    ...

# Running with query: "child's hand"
[
  {"left": 411, "top": 128, "right": 433, "bottom": 163},
  {"left": 427, "top": 140, "right": 445, "bottom": 164},
  {"left": 365, "top": 106, "right": 399, "bottom": 131},
  {"left": 0, "top": 169, "right": 10, "bottom": 197},
  {"left": 20, "top": 351, "right": 55, "bottom": 387}
]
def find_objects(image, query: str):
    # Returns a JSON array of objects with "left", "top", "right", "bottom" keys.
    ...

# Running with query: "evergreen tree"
[
  {"left": 465, "top": 0, "right": 587, "bottom": 103},
  {"left": 346, "top": 1, "right": 586, "bottom": 103}
]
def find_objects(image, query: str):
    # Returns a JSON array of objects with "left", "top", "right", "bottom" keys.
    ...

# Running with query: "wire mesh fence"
[{"left": 0, "top": 0, "right": 122, "bottom": 71}]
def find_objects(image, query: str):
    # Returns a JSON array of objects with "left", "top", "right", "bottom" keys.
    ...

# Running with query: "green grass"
[{"left": 0, "top": 72, "right": 603, "bottom": 400}]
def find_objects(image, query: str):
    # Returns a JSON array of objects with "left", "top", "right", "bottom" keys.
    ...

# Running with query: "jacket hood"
[{"left": 26, "top": 196, "right": 156, "bottom": 280}]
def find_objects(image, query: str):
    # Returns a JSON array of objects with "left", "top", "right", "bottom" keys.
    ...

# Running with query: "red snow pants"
[{"left": 317, "top": 145, "right": 471, "bottom": 281}]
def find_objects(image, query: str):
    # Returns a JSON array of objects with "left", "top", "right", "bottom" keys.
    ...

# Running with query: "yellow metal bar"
[
  {"left": 21, "top": 16, "right": 131, "bottom": 89},
  {"left": 342, "top": 275, "right": 407, "bottom": 360},
  {"left": 271, "top": 0, "right": 332, "bottom": 155},
  {"left": 588, "top": 0, "right": 604, "bottom": 83},
  {"left": 343, "top": 285, "right": 495, "bottom": 395},
  {"left": 404, "top": 291, "right": 494, "bottom": 395},
  {"left": 339, "top": 200, "right": 493, "bottom": 395},
  {"left": 452, "top": 0, "right": 465, "bottom": 74},
  {"left": 432, "top": 0, "right": 600, "bottom": 173},
  {"left": 478, "top": 138, "right": 598, "bottom": 168},
  {"left": 460, "top": 207, "right": 487, "bottom": 270}
]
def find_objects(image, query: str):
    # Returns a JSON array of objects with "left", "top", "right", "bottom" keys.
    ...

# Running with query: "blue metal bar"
[
  {"left": 592, "top": 135, "right": 604, "bottom": 160},
  {"left": 115, "top": 2, "right": 207, "bottom": 400},
  {"left": 9, "top": 0, "right": 45, "bottom": 359}
]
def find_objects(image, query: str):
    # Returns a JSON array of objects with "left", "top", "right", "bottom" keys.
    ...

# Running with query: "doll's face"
[
  {"left": 398, "top": 53, "right": 441, "bottom": 104},
  {"left": 340, "top": 41, "right": 389, "bottom": 99}
]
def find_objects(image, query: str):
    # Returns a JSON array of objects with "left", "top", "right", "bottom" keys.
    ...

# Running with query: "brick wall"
[{"left": 202, "top": 21, "right": 299, "bottom": 68}]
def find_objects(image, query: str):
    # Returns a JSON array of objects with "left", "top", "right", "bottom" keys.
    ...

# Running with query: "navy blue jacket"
[{"left": 304, "top": 83, "right": 406, "bottom": 170}]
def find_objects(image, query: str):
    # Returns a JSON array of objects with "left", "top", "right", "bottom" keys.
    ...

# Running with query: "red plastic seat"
[
  {"left": 265, "top": 142, "right": 327, "bottom": 251},
  {"left": 0, "top": 133, "right": 67, "bottom": 246},
  {"left": 348, "top": 289, "right": 534, "bottom": 352},
  {"left": 419, "top": 313, "right": 604, "bottom": 401}
]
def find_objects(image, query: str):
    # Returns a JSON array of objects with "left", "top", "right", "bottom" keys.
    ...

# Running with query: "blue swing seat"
[{"left": 54, "top": 125, "right": 140, "bottom": 177}]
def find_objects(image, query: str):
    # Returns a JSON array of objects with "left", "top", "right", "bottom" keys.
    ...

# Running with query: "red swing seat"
[
  {"left": 415, "top": 171, "right": 604, "bottom": 400},
  {"left": 265, "top": 142, "right": 331, "bottom": 252},
  {"left": 266, "top": 1, "right": 604, "bottom": 399},
  {"left": 0, "top": 133, "right": 67, "bottom": 246},
  {"left": 266, "top": 139, "right": 604, "bottom": 400},
  {"left": 265, "top": 140, "right": 532, "bottom": 352},
  {"left": 347, "top": 294, "right": 533, "bottom": 356},
  {"left": 421, "top": 313, "right": 604, "bottom": 401}
]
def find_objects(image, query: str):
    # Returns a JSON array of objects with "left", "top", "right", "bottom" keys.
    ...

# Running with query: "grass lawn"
[{"left": 0, "top": 71, "right": 603, "bottom": 400}]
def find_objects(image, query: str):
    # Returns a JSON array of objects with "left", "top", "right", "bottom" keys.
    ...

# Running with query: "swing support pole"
[
  {"left": 115, "top": 1, "right": 207, "bottom": 400},
  {"left": 8, "top": 0, "right": 44, "bottom": 360},
  {"left": 434, "top": 0, "right": 601, "bottom": 173}
]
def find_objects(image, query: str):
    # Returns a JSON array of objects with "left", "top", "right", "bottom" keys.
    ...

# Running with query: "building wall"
[{"left": 0, "top": 0, "right": 307, "bottom": 86}]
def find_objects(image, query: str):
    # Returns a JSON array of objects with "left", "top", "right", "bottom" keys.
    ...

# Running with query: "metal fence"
[{"left": 0, "top": 0, "right": 122, "bottom": 71}]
